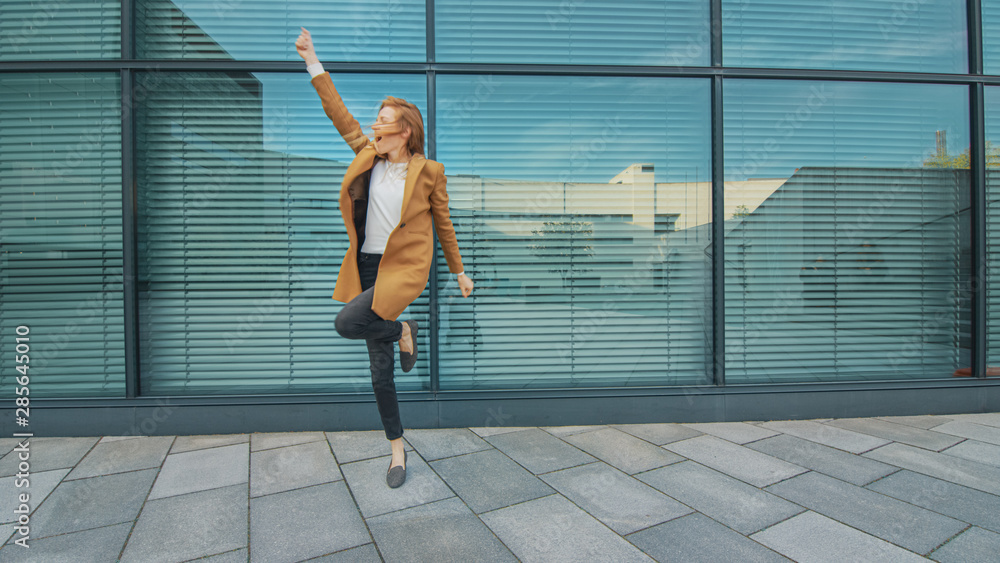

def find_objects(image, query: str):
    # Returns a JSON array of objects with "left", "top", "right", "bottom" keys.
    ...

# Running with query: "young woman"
[{"left": 295, "top": 27, "right": 474, "bottom": 488}]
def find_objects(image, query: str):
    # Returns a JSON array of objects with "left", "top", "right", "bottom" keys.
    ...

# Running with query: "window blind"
[
  {"left": 0, "top": 0, "right": 120, "bottom": 61},
  {"left": 0, "top": 73, "right": 124, "bottom": 398},
  {"left": 135, "top": 70, "right": 429, "bottom": 395},
  {"left": 984, "top": 86, "right": 1000, "bottom": 368},
  {"left": 135, "top": 0, "right": 425, "bottom": 62},
  {"left": 722, "top": 0, "right": 967, "bottom": 73},
  {"left": 724, "top": 80, "right": 969, "bottom": 383},
  {"left": 435, "top": 75, "right": 713, "bottom": 390},
  {"left": 435, "top": 0, "right": 708, "bottom": 66},
  {"left": 984, "top": 0, "right": 1000, "bottom": 75}
]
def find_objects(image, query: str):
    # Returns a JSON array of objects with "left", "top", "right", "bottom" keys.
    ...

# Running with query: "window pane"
[
  {"left": 985, "top": 0, "right": 1000, "bottom": 74},
  {"left": 436, "top": 75, "right": 712, "bottom": 390},
  {"left": 0, "top": 0, "right": 120, "bottom": 60},
  {"left": 136, "top": 0, "right": 425, "bottom": 61},
  {"left": 725, "top": 80, "right": 970, "bottom": 383},
  {"left": 135, "top": 70, "right": 427, "bottom": 395},
  {"left": 435, "top": 0, "right": 709, "bottom": 66},
  {"left": 723, "top": 0, "right": 967, "bottom": 72},
  {"left": 0, "top": 73, "right": 124, "bottom": 397},
  {"left": 985, "top": 86, "right": 1000, "bottom": 370}
]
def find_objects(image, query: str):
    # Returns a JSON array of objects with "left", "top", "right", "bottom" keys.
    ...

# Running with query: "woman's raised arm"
[{"left": 295, "top": 27, "right": 370, "bottom": 154}]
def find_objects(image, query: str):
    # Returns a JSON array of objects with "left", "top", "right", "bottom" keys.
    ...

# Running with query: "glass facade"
[
  {"left": 986, "top": 86, "right": 1000, "bottom": 369},
  {"left": 722, "top": 0, "right": 968, "bottom": 72},
  {"left": 0, "top": 72, "right": 124, "bottom": 397},
  {"left": 134, "top": 71, "right": 427, "bottom": 395},
  {"left": 2, "top": 1, "right": 999, "bottom": 406},
  {"left": 0, "top": 1, "right": 120, "bottom": 60},
  {"left": 435, "top": 75, "right": 711, "bottom": 389},
  {"left": 725, "top": 80, "right": 970, "bottom": 382},
  {"left": 435, "top": 0, "right": 709, "bottom": 66},
  {"left": 135, "top": 0, "right": 426, "bottom": 62}
]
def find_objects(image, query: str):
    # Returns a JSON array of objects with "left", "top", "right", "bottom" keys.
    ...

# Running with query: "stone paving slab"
[
  {"left": 480, "top": 494, "right": 654, "bottom": 562},
  {"left": 249, "top": 481, "right": 370, "bottom": 563},
  {"left": 325, "top": 431, "right": 413, "bottom": 464},
  {"left": 626, "top": 512, "right": 792, "bottom": 563},
  {"left": 664, "top": 435, "right": 807, "bottom": 487},
  {"left": 310, "top": 543, "right": 382, "bottom": 562},
  {"left": 0, "top": 441, "right": 21, "bottom": 459},
  {"left": 67, "top": 436, "right": 173, "bottom": 480},
  {"left": 429, "top": 449, "right": 553, "bottom": 514},
  {"left": 540, "top": 461, "right": 692, "bottom": 535},
  {"left": 747, "top": 434, "right": 898, "bottom": 486},
  {"left": 876, "top": 415, "right": 952, "bottom": 430},
  {"left": 250, "top": 431, "right": 326, "bottom": 452},
  {"left": 0, "top": 468, "right": 67, "bottom": 525},
  {"left": 150, "top": 442, "right": 248, "bottom": 500},
  {"left": 865, "top": 469, "right": 1000, "bottom": 534},
  {"left": 543, "top": 425, "right": 608, "bottom": 437},
  {"left": 0, "top": 520, "right": 131, "bottom": 562},
  {"left": 682, "top": 422, "right": 780, "bottom": 444},
  {"left": 0, "top": 437, "right": 98, "bottom": 477},
  {"left": 940, "top": 440, "right": 1000, "bottom": 468},
  {"left": 402, "top": 428, "right": 492, "bottom": 461},
  {"left": 611, "top": 423, "right": 703, "bottom": 445},
  {"left": 469, "top": 426, "right": 533, "bottom": 437},
  {"left": 864, "top": 442, "right": 1000, "bottom": 496},
  {"left": 24, "top": 468, "right": 155, "bottom": 539},
  {"left": 929, "top": 526, "right": 1000, "bottom": 563},
  {"left": 760, "top": 420, "right": 891, "bottom": 454},
  {"left": 931, "top": 421, "right": 1000, "bottom": 446},
  {"left": 120, "top": 483, "right": 248, "bottom": 563},
  {"left": 765, "top": 471, "right": 967, "bottom": 555},
  {"left": 943, "top": 413, "right": 1000, "bottom": 428},
  {"left": 250, "top": 439, "right": 339, "bottom": 498},
  {"left": 341, "top": 453, "right": 453, "bottom": 518},
  {"left": 201, "top": 549, "right": 248, "bottom": 563},
  {"left": 171, "top": 434, "right": 249, "bottom": 454},
  {"left": 564, "top": 427, "right": 683, "bottom": 474},
  {"left": 825, "top": 418, "right": 964, "bottom": 452},
  {"left": 367, "top": 496, "right": 517, "bottom": 563},
  {"left": 637, "top": 461, "right": 804, "bottom": 535},
  {"left": 751, "top": 511, "right": 928, "bottom": 563},
  {"left": 485, "top": 428, "right": 595, "bottom": 475}
]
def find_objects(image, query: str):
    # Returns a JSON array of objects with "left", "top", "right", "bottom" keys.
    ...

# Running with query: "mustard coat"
[{"left": 310, "top": 71, "right": 465, "bottom": 321}]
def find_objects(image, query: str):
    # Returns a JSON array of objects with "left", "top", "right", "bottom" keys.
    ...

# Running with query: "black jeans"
[{"left": 334, "top": 252, "right": 404, "bottom": 440}]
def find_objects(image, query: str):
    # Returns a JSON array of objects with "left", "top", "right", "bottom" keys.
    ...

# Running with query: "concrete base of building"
[{"left": 5, "top": 379, "right": 1000, "bottom": 437}]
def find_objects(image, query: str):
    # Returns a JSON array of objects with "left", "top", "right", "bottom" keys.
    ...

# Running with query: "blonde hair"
[{"left": 379, "top": 96, "right": 424, "bottom": 156}]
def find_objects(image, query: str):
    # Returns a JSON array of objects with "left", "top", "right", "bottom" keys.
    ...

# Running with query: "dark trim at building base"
[{"left": 6, "top": 380, "right": 999, "bottom": 437}]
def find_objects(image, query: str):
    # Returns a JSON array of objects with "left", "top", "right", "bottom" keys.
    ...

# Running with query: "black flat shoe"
[
  {"left": 386, "top": 449, "right": 407, "bottom": 488},
  {"left": 399, "top": 320, "right": 418, "bottom": 373}
]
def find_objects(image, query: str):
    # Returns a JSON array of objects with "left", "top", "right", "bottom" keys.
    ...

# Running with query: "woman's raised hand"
[{"left": 295, "top": 27, "right": 319, "bottom": 65}]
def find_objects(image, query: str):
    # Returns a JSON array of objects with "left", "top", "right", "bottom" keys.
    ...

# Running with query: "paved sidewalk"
[{"left": 1, "top": 414, "right": 1000, "bottom": 562}]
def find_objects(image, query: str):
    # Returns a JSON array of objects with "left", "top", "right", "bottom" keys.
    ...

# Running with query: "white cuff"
[
  {"left": 306, "top": 62, "right": 325, "bottom": 78},
  {"left": 456, "top": 271, "right": 465, "bottom": 277}
]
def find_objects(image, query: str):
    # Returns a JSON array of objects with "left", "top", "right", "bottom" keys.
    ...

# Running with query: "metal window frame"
[{"left": 0, "top": 0, "right": 996, "bottom": 418}]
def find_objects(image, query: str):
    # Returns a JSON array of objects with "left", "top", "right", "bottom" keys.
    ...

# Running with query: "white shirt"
[{"left": 361, "top": 159, "right": 407, "bottom": 254}]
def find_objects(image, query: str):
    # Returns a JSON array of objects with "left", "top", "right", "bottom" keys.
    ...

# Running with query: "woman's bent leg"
[{"left": 335, "top": 286, "right": 402, "bottom": 342}]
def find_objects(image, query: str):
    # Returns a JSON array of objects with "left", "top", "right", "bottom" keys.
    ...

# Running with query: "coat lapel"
[
  {"left": 343, "top": 146, "right": 377, "bottom": 201},
  {"left": 400, "top": 154, "right": 426, "bottom": 219}
]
